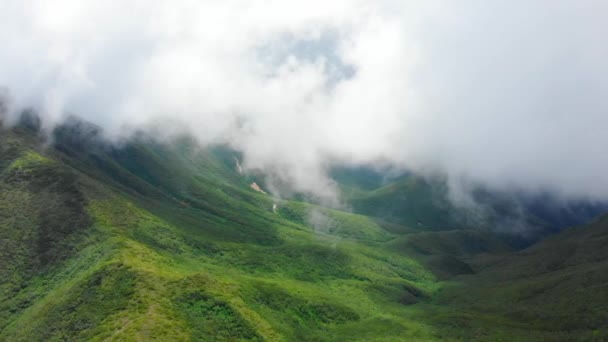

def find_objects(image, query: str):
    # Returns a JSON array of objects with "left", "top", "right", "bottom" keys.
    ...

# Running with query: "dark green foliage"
[
  {"left": 176, "top": 291, "right": 261, "bottom": 341},
  {"left": 12, "top": 263, "right": 136, "bottom": 341},
  {"left": 336, "top": 169, "right": 608, "bottom": 247},
  {"left": 434, "top": 214, "right": 608, "bottom": 338},
  {"left": 251, "top": 284, "right": 359, "bottom": 324},
  {"left": 424, "top": 255, "right": 475, "bottom": 279},
  {"left": 330, "top": 165, "right": 387, "bottom": 192},
  {"left": 224, "top": 244, "right": 352, "bottom": 281},
  {"left": 347, "top": 176, "right": 458, "bottom": 229},
  {"left": 387, "top": 230, "right": 509, "bottom": 279},
  {"left": 0, "top": 139, "right": 93, "bottom": 330},
  {"left": 0, "top": 135, "right": 23, "bottom": 171},
  {"left": 367, "top": 280, "right": 430, "bottom": 305},
  {"left": 244, "top": 283, "right": 359, "bottom": 340},
  {"left": 15, "top": 110, "right": 42, "bottom": 133},
  {"left": 389, "top": 230, "right": 511, "bottom": 257},
  {"left": 331, "top": 318, "right": 409, "bottom": 342},
  {"left": 1, "top": 158, "right": 90, "bottom": 264}
]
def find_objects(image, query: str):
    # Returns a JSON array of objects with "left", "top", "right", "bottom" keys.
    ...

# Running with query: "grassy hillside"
[
  {"left": 336, "top": 168, "right": 607, "bottom": 247},
  {"left": 434, "top": 214, "right": 608, "bottom": 341},
  {"left": 2, "top": 119, "right": 608, "bottom": 341},
  {"left": 346, "top": 176, "right": 459, "bottom": 230},
  {"left": 0, "top": 124, "right": 442, "bottom": 340}
]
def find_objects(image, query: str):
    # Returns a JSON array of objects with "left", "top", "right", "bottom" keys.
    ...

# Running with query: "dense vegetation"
[{"left": 1, "top": 118, "right": 607, "bottom": 341}]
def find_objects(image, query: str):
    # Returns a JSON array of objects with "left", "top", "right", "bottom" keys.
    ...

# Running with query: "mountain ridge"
[{"left": 1, "top": 117, "right": 607, "bottom": 340}]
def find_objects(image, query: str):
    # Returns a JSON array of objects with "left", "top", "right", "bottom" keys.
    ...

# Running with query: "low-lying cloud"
[{"left": 1, "top": 0, "right": 607, "bottom": 202}]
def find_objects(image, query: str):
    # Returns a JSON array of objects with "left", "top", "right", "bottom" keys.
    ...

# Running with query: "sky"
[{"left": 1, "top": 0, "right": 607, "bottom": 202}]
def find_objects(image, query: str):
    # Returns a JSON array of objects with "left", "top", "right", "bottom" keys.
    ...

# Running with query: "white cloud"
[{"left": 1, "top": 0, "right": 607, "bottom": 201}]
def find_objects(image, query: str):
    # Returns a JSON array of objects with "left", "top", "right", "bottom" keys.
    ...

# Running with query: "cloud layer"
[{"left": 1, "top": 0, "right": 607, "bottom": 201}]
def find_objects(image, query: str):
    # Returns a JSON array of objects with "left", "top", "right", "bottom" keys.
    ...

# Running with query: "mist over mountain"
[
  {"left": 2, "top": 0, "right": 608, "bottom": 207},
  {"left": 2, "top": 3, "right": 608, "bottom": 340},
  {"left": 5, "top": 110, "right": 607, "bottom": 245},
  {"left": 2, "top": 109, "right": 608, "bottom": 340}
]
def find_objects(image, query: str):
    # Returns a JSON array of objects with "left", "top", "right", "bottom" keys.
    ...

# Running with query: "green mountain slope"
[
  {"left": 0, "top": 124, "right": 441, "bottom": 341},
  {"left": 434, "top": 214, "right": 608, "bottom": 340},
  {"left": 2, "top": 119, "right": 608, "bottom": 341},
  {"left": 346, "top": 175, "right": 459, "bottom": 230},
  {"left": 335, "top": 167, "right": 607, "bottom": 247}
]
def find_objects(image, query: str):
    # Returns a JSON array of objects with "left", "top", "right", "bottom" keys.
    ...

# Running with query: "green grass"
[
  {"left": 1, "top": 123, "right": 608, "bottom": 341},
  {"left": 0, "top": 127, "right": 444, "bottom": 340},
  {"left": 176, "top": 291, "right": 262, "bottom": 341}
]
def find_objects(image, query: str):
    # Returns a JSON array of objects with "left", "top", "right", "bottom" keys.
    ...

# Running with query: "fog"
[{"left": 1, "top": 0, "right": 607, "bottom": 202}]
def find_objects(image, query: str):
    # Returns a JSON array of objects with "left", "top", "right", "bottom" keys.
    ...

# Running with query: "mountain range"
[{"left": 1, "top": 114, "right": 607, "bottom": 341}]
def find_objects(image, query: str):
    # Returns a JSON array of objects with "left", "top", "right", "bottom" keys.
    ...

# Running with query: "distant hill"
[
  {"left": 433, "top": 213, "right": 608, "bottom": 340},
  {"left": 331, "top": 166, "right": 608, "bottom": 247}
]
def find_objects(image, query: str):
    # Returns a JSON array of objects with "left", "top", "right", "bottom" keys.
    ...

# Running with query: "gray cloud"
[{"left": 1, "top": 0, "right": 607, "bottom": 201}]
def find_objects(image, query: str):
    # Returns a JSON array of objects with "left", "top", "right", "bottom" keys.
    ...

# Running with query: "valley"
[{"left": 1, "top": 120, "right": 607, "bottom": 341}]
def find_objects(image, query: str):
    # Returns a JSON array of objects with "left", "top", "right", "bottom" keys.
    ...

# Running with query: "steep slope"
[
  {"left": 0, "top": 123, "right": 443, "bottom": 341},
  {"left": 434, "top": 214, "right": 608, "bottom": 340},
  {"left": 3, "top": 119, "right": 608, "bottom": 341}
]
